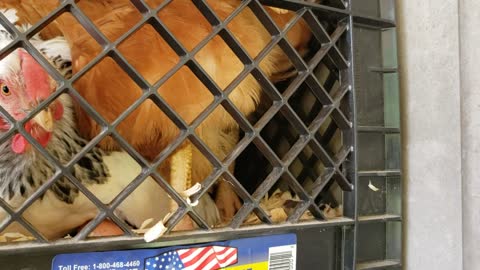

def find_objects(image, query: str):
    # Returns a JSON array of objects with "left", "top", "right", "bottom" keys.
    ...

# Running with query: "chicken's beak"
[{"left": 32, "top": 108, "right": 54, "bottom": 132}]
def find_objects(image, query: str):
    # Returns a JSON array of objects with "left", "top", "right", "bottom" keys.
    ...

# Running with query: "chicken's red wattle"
[{"left": 11, "top": 122, "right": 53, "bottom": 154}]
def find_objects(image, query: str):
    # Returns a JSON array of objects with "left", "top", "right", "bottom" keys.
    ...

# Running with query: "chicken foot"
[
  {"left": 170, "top": 141, "right": 195, "bottom": 231},
  {"left": 215, "top": 180, "right": 242, "bottom": 222}
]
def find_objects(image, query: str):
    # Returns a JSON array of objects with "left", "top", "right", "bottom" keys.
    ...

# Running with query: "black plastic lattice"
[{"left": 0, "top": 0, "right": 355, "bottom": 251}]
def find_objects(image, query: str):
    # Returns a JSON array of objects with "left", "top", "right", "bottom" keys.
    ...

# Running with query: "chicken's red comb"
[{"left": 18, "top": 50, "right": 52, "bottom": 102}]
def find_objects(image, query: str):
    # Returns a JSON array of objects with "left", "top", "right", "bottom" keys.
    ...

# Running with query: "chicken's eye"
[{"left": 1, "top": 84, "right": 10, "bottom": 96}]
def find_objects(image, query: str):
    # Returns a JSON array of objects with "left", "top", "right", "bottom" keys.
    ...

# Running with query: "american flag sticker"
[
  {"left": 144, "top": 246, "right": 238, "bottom": 270},
  {"left": 52, "top": 234, "right": 296, "bottom": 270}
]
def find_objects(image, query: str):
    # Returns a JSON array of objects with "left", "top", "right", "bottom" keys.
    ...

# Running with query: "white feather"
[
  {"left": 0, "top": 51, "right": 19, "bottom": 78},
  {"left": 0, "top": 8, "right": 39, "bottom": 39},
  {"left": 36, "top": 37, "right": 71, "bottom": 61},
  {"left": 0, "top": 9, "right": 20, "bottom": 76},
  {"left": 8, "top": 152, "right": 172, "bottom": 239},
  {"left": 1, "top": 151, "right": 220, "bottom": 239},
  {"left": 0, "top": 8, "right": 19, "bottom": 29},
  {"left": 0, "top": 8, "right": 70, "bottom": 78}
]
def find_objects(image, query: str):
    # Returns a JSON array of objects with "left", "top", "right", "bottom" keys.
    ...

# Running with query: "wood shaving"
[
  {"left": 132, "top": 218, "right": 155, "bottom": 234},
  {"left": 0, "top": 189, "right": 343, "bottom": 243},
  {"left": 300, "top": 211, "right": 314, "bottom": 221},
  {"left": 134, "top": 213, "right": 172, "bottom": 236},
  {"left": 321, "top": 204, "right": 343, "bottom": 219},
  {"left": 179, "top": 183, "right": 202, "bottom": 198},
  {"left": 143, "top": 221, "right": 167, "bottom": 243},
  {"left": 268, "top": 7, "right": 290, "bottom": 14},
  {"left": 139, "top": 218, "right": 154, "bottom": 230},
  {"left": 132, "top": 228, "right": 149, "bottom": 234},
  {"left": 242, "top": 189, "right": 343, "bottom": 225},
  {"left": 270, "top": 208, "right": 288, "bottom": 223},
  {"left": 368, "top": 180, "right": 380, "bottom": 192},
  {"left": 186, "top": 197, "right": 199, "bottom": 207},
  {"left": 0, "top": 232, "right": 35, "bottom": 243}
]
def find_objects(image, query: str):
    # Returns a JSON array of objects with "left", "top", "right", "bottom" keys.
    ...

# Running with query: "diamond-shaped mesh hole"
[
  {"left": 158, "top": 65, "right": 214, "bottom": 125},
  {"left": 117, "top": 23, "right": 179, "bottom": 85},
  {"left": 28, "top": 43, "right": 73, "bottom": 80},
  {"left": 226, "top": 5, "right": 272, "bottom": 60},
  {"left": 77, "top": 0, "right": 142, "bottom": 42},
  {"left": 0, "top": 221, "right": 37, "bottom": 244},
  {"left": 260, "top": 44, "right": 299, "bottom": 86},
  {"left": 260, "top": 111, "right": 300, "bottom": 160},
  {"left": 289, "top": 82, "right": 325, "bottom": 127},
  {"left": 194, "top": 34, "right": 243, "bottom": 91},
  {"left": 289, "top": 144, "right": 327, "bottom": 195},
  {"left": 313, "top": 62, "right": 341, "bottom": 95},
  {"left": 234, "top": 142, "right": 274, "bottom": 194},
  {"left": 207, "top": 0, "right": 244, "bottom": 21},
  {"left": 315, "top": 181, "right": 344, "bottom": 220},
  {"left": 315, "top": 116, "right": 343, "bottom": 158},
  {"left": 228, "top": 73, "right": 274, "bottom": 125},
  {"left": 120, "top": 97, "right": 181, "bottom": 161},
  {"left": 157, "top": 0, "right": 212, "bottom": 52},
  {"left": 194, "top": 105, "right": 244, "bottom": 162},
  {"left": 284, "top": 14, "right": 321, "bottom": 59},
  {"left": 319, "top": 31, "right": 349, "bottom": 72},
  {"left": 321, "top": 19, "right": 346, "bottom": 38},
  {"left": 82, "top": 218, "right": 126, "bottom": 239}
]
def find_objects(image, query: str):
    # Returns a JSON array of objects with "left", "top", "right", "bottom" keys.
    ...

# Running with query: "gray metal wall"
[{"left": 397, "top": 0, "right": 479, "bottom": 269}]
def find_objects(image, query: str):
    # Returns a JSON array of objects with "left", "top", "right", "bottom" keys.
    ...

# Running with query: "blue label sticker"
[{"left": 52, "top": 234, "right": 297, "bottom": 270}]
